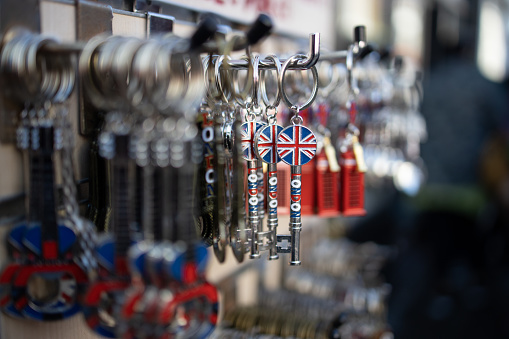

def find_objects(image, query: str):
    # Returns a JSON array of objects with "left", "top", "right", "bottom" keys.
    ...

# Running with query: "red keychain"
[
  {"left": 314, "top": 103, "right": 341, "bottom": 216},
  {"left": 339, "top": 102, "right": 367, "bottom": 216}
]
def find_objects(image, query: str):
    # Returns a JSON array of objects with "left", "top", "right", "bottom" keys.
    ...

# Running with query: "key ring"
[
  {"left": 250, "top": 53, "right": 262, "bottom": 112},
  {"left": 203, "top": 54, "right": 222, "bottom": 107},
  {"left": 24, "top": 34, "right": 56, "bottom": 101},
  {"left": 279, "top": 53, "right": 318, "bottom": 115},
  {"left": 223, "top": 35, "right": 253, "bottom": 109},
  {"left": 317, "top": 60, "right": 341, "bottom": 99},
  {"left": 127, "top": 38, "right": 164, "bottom": 114},
  {"left": 260, "top": 54, "right": 282, "bottom": 108},
  {"left": 110, "top": 37, "right": 145, "bottom": 110},
  {"left": 79, "top": 35, "right": 118, "bottom": 111},
  {"left": 44, "top": 52, "right": 75, "bottom": 105},
  {"left": 94, "top": 36, "right": 129, "bottom": 105},
  {"left": 214, "top": 54, "right": 232, "bottom": 105},
  {"left": 166, "top": 37, "right": 205, "bottom": 118}
]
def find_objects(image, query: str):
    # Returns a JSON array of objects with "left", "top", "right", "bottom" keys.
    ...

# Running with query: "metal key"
[{"left": 241, "top": 118, "right": 266, "bottom": 259}]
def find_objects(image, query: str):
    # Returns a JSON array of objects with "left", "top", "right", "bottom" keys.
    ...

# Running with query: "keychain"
[
  {"left": 314, "top": 62, "right": 341, "bottom": 216},
  {"left": 277, "top": 54, "right": 318, "bottom": 265},
  {"left": 83, "top": 112, "right": 135, "bottom": 338},
  {"left": 237, "top": 53, "right": 266, "bottom": 259},
  {"left": 255, "top": 54, "right": 283, "bottom": 260},
  {"left": 339, "top": 44, "right": 367, "bottom": 216},
  {"left": 339, "top": 103, "right": 367, "bottom": 216},
  {"left": 0, "top": 36, "right": 89, "bottom": 321}
]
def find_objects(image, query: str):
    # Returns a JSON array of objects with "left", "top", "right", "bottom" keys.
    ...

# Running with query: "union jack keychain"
[
  {"left": 239, "top": 53, "right": 267, "bottom": 259},
  {"left": 277, "top": 54, "right": 318, "bottom": 265},
  {"left": 255, "top": 54, "right": 283, "bottom": 260},
  {"left": 241, "top": 113, "right": 266, "bottom": 258}
]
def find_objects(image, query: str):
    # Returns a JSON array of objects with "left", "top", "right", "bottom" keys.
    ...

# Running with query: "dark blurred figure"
[{"left": 349, "top": 0, "right": 509, "bottom": 338}]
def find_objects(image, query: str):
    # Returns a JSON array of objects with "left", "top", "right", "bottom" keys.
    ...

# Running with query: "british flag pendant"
[{"left": 277, "top": 124, "right": 317, "bottom": 265}]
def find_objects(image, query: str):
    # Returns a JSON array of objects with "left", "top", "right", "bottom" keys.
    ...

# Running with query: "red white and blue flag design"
[
  {"left": 241, "top": 121, "right": 266, "bottom": 161},
  {"left": 277, "top": 125, "right": 317, "bottom": 166},
  {"left": 255, "top": 124, "right": 283, "bottom": 164}
]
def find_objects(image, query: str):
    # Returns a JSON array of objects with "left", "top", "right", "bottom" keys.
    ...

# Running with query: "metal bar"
[
  {"left": 36, "top": 32, "right": 321, "bottom": 72},
  {"left": 40, "top": 41, "right": 86, "bottom": 54},
  {"left": 226, "top": 33, "right": 320, "bottom": 70},
  {"left": 318, "top": 49, "right": 348, "bottom": 62}
]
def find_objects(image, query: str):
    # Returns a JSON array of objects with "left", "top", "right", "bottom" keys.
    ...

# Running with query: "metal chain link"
[{"left": 58, "top": 109, "right": 98, "bottom": 270}]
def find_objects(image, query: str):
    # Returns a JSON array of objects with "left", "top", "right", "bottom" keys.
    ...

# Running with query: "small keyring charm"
[{"left": 279, "top": 54, "right": 319, "bottom": 113}]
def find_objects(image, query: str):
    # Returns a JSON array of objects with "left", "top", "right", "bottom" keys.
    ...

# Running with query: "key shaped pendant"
[
  {"left": 240, "top": 119, "right": 266, "bottom": 259},
  {"left": 255, "top": 123, "right": 283, "bottom": 260},
  {"left": 277, "top": 123, "right": 317, "bottom": 265},
  {"left": 276, "top": 53, "right": 319, "bottom": 265}
]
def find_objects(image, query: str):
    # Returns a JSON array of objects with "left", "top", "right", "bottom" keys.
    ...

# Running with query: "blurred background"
[{"left": 334, "top": 0, "right": 509, "bottom": 338}]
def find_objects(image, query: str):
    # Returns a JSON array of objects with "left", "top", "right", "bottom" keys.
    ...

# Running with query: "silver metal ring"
[
  {"left": 170, "top": 41, "right": 205, "bottom": 118},
  {"left": 251, "top": 53, "right": 261, "bottom": 109},
  {"left": 79, "top": 35, "right": 114, "bottom": 111},
  {"left": 127, "top": 38, "right": 165, "bottom": 112},
  {"left": 214, "top": 55, "right": 231, "bottom": 104},
  {"left": 279, "top": 54, "right": 318, "bottom": 112},
  {"left": 317, "top": 60, "right": 341, "bottom": 98},
  {"left": 260, "top": 54, "right": 281, "bottom": 108},
  {"left": 231, "top": 55, "right": 254, "bottom": 108},
  {"left": 225, "top": 35, "right": 253, "bottom": 108}
]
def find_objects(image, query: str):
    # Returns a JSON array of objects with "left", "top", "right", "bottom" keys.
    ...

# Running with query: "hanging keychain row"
[
  {"left": 196, "top": 28, "right": 371, "bottom": 265},
  {"left": 0, "top": 30, "right": 93, "bottom": 322},
  {"left": 200, "top": 44, "right": 321, "bottom": 265},
  {"left": 78, "top": 30, "right": 220, "bottom": 338},
  {"left": 0, "top": 17, "right": 372, "bottom": 339},
  {"left": 0, "top": 23, "right": 223, "bottom": 339}
]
